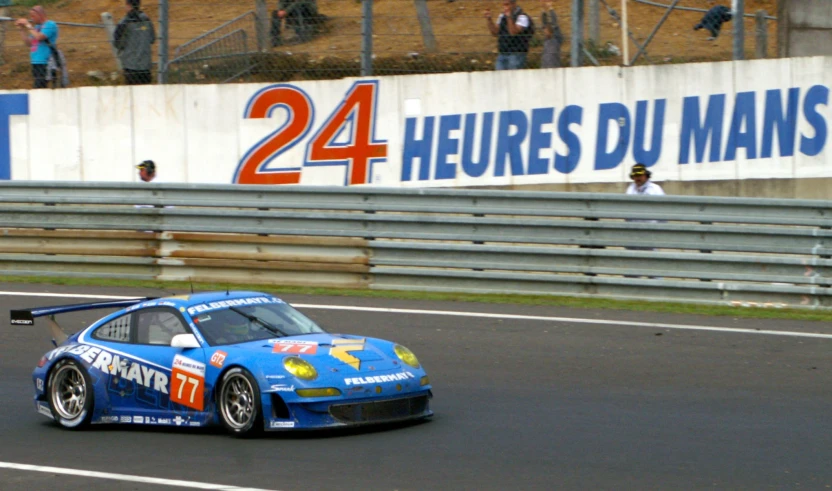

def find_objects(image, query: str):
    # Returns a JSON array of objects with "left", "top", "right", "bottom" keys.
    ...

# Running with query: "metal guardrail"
[{"left": 0, "top": 182, "right": 829, "bottom": 309}]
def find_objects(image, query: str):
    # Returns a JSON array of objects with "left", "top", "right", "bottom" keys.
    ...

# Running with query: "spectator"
[
  {"left": 540, "top": 0, "right": 563, "bottom": 69},
  {"left": 626, "top": 163, "right": 665, "bottom": 197},
  {"left": 693, "top": 4, "right": 732, "bottom": 40},
  {"left": 271, "top": 0, "right": 321, "bottom": 46},
  {"left": 113, "top": 0, "right": 156, "bottom": 85},
  {"left": 485, "top": 0, "right": 534, "bottom": 71},
  {"left": 137, "top": 160, "right": 157, "bottom": 182},
  {"left": 15, "top": 6, "right": 58, "bottom": 89}
]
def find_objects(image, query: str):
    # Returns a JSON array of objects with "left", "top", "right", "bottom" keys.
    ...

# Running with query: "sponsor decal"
[
  {"left": 87, "top": 348, "right": 170, "bottom": 394},
  {"left": 189, "top": 421, "right": 201, "bottom": 427},
  {"left": 98, "top": 416, "right": 118, "bottom": 423},
  {"left": 11, "top": 319, "right": 32, "bottom": 325},
  {"left": 209, "top": 350, "right": 228, "bottom": 369},
  {"left": 173, "top": 415, "right": 186, "bottom": 426},
  {"left": 159, "top": 301, "right": 177, "bottom": 307},
  {"left": 344, "top": 371, "right": 415, "bottom": 386},
  {"left": 171, "top": 355, "right": 206, "bottom": 411},
  {"left": 270, "top": 420, "right": 296, "bottom": 428},
  {"left": 186, "top": 296, "right": 280, "bottom": 316},
  {"left": 265, "top": 374, "right": 286, "bottom": 380},
  {"left": 120, "top": 416, "right": 132, "bottom": 423},
  {"left": 272, "top": 340, "right": 318, "bottom": 354},
  {"left": 36, "top": 402, "right": 53, "bottom": 419},
  {"left": 158, "top": 418, "right": 171, "bottom": 424},
  {"left": 35, "top": 378, "right": 43, "bottom": 391},
  {"left": 133, "top": 416, "right": 145, "bottom": 424},
  {"left": 329, "top": 338, "right": 366, "bottom": 370},
  {"left": 270, "top": 384, "right": 295, "bottom": 392}
]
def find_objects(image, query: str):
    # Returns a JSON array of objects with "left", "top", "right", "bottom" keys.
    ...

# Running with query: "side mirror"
[{"left": 171, "top": 334, "right": 201, "bottom": 349}]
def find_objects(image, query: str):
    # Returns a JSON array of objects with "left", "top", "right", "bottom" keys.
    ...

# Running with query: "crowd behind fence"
[{"left": 0, "top": 0, "right": 777, "bottom": 89}]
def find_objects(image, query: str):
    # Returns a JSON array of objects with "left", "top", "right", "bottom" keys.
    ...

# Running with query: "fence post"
[
  {"left": 413, "top": 0, "right": 438, "bottom": 53},
  {"left": 755, "top": 10, "right": 767, "bottom": 59},
  {"left": 732, "top": 0, "right": 744, "bottom": 60},
  {"left": 0, "top": 6, "right": 8, "bottom": 65},
  {"left": 588, "top": 0, "right": 599, "bottom": 46},
  {"left": 255, "top": 0, "right": 268, "bottom": 52},
  {"left": 571, "top": 0, "right": 584, "bottom": 67},
  {"left": 158, "top": 0, "right": 169, "bottom": 84},
  {"left": 361, "top": 0, "right": 373, "bottom": 77},
  {"left": 101, "top": 13, "right": 124, "bottom": 72}
]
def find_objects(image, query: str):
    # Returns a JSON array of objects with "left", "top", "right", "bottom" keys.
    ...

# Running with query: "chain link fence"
[{"left": 0, "top": 0, "right": 777, "bottom": 90}]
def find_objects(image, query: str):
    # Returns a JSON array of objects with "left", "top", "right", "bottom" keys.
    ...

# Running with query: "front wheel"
[
  {"left": 217, "top": 367, "right": 263, "bottom": 437},
  {"left": 47, "top": 359, "right": 93, "bottom": 429}
]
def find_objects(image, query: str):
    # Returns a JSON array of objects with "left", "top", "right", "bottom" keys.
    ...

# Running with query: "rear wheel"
[
  {"left": 217, "top": 367, "right": 263, "bottom": 437},
  {"left": 47, "top": 359, "right": 93, "bottom": 429}
]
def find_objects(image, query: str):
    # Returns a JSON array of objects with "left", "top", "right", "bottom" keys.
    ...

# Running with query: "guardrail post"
[
  {"left": 255, "top": 0, "right": 268, "bottom": 52},
  {"left": 158, "top": 0, "right": 169, "bottom": 84},
  {"left": 414, "top": 0, "right": 438, "bottom": 53},
  {"left": 732, "top": 0, "right": 744, "bottom": 60},
  {"left": 101, "top": 13, "right": 124, "bottom": 71},
  {"left": 361, "top": 0, "right": 373, "bottom": 76},
  {"left": 571, "top": 0, "right": 584, "bottom": 67},
  {"left": 755, "top": 10, "right": 767, "bottom": 59},
  {"left": 588, "top": 0, "right": 600, "bottom": 46}
]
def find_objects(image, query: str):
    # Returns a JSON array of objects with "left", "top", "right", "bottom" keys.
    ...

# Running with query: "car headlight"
[
  {"left": 296, "top": 388, "right": 341, "bottom": 397},
  {"left": 283, "top": 356, "right": 317, "bottom": 381},
  {"left": 394, "top": 344, "right": 420, "bottom": 368}
]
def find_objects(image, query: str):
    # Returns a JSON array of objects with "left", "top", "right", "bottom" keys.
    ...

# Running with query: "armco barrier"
[{"left": 0, "top": 182, "right": 830, "bottom": 309}]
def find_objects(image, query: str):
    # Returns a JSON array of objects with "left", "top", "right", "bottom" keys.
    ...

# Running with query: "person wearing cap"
[
  {"left": 137, "top": 160, "right": 156, "bottom": 182},
  {"left": 626, "top": 163, "right": 664, "bottom": 196},
  {"left": 113, "top": 0, "right": 155, "bottom": 85}
]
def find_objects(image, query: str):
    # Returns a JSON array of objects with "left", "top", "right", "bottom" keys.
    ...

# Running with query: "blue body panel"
[{"left": 30, "top": 291, "right": 433, "bottom": 430}]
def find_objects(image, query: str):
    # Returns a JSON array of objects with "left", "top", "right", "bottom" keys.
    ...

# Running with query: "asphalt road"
[{"left": 1, "top": 283, "right": 831, "bottom": 490}]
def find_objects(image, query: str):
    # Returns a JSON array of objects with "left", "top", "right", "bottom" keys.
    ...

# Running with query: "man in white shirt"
[
  {"left": 484, "top": 0, "right": 533, "bottom": 70},
  {"left": 625, "top": 163, "right": 664, "bottom": 196}
]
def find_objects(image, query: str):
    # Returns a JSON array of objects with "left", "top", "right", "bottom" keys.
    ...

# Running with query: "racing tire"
[
  {"left": 217, "top": 367, "right": 263, "bottom": 438},
  {"left": 47, "top": 359, "right": 93, "bottom": 429}
]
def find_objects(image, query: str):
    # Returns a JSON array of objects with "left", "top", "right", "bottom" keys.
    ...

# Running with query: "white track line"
[
  {"left": 1, "top": 290, "right": 830, "bottom": 340},
  {"left": 0, "top": 461, "right": 277, "bottom": 490}
]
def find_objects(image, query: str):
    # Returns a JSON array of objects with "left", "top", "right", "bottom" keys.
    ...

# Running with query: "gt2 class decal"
[
  {"left": 329, "top": 338, "right": 365, "bottom": 370},
  {"left": 234, "top": 81, "right": 387, "bottom": 186},
  {"left": 272, "top": 340, "right": 318, "bottom": 354},
  {"left": 209, "top": 350, "right": 228, "bottom": 368},
  {"left": 171, "top": 355, "right": 206, "bottom": 411}
]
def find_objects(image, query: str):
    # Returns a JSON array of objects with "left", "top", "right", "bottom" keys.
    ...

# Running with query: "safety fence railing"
[{"left": 0, "top": 182, "right": 829, "bottom": 309}]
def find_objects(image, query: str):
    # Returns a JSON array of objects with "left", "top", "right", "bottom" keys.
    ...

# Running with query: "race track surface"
[{"left": 1, "top": 283, "right": 831, "bottom": 490}]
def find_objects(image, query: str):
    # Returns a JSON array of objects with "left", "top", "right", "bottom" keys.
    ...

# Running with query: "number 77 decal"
[{"left": 234, "top": 81, "right": 387, "bottom": 186}]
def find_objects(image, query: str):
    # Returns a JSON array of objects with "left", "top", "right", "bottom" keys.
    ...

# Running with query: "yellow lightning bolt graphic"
[{"left": 329, "top": 338, "right": 365, "bottom": 370}]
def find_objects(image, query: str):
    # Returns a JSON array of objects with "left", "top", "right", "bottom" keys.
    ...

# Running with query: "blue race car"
[{"left": 11, "top": 291, "right": 433, "bottom": 436}]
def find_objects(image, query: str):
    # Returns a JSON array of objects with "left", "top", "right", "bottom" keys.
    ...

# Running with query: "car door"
[{"left": 88, "top": 306, "right": 207, "bottom": 424}]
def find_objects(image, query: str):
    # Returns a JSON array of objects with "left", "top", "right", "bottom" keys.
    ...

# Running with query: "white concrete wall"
[{"left": 1, "top": 55, "right": 830, "bottom": 188}]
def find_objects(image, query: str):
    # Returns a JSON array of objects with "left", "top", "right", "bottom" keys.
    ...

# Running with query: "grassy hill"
[{"left": 0, "top": 0, "right": 778, "bottom": 89}]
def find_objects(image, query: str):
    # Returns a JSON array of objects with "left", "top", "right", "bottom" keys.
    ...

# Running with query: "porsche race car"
[{"left": 11, "top": 291, "right": 433, "bottom": 436}]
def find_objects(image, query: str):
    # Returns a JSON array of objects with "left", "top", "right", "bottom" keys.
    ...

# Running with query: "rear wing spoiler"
[{"left": 11, "top": 298, "right": 157, "bottom": 325}]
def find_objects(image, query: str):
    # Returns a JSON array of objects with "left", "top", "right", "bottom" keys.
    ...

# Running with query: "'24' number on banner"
[{"left": 233, "top": 81, "right": 387, "bottom": 185}]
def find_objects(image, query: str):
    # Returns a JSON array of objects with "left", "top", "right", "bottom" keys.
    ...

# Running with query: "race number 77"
[{"left": 175, "top": 373, "right": 200, "bottom": 403}]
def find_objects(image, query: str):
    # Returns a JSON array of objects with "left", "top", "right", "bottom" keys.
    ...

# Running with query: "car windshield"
[{"left": 192, "top": 302, "right": 326, "bottom": 346}]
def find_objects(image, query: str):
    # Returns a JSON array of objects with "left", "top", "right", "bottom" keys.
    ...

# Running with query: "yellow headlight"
[
  {"left": 295, "top": 388, "right": 341, "bottom": 397},
  {"left": 420, "top": 376, "right": 430, "bottom": 386},
  {"left": 283, "top": 356, "right": 318, "bottom": 381},
  {"left": 394, "top": 344, "right": 420, "bottom": 368}
]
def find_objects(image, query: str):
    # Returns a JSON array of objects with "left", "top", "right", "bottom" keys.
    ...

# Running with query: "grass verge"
[{"left": 1, "top": 275, "right": 830, "bottom": 323}]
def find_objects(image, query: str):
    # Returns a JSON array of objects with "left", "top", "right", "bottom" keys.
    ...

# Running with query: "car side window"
[
  {"left": 92, "top": 313, "right": 133, "bottom": 343},
  {"left": 136, "top": 308, "right": 189, "bottom": 345}
]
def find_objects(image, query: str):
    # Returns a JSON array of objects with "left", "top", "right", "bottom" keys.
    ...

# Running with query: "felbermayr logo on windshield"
[{"left": 186, "top": 297, "right": 279, "bottom": 315}]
